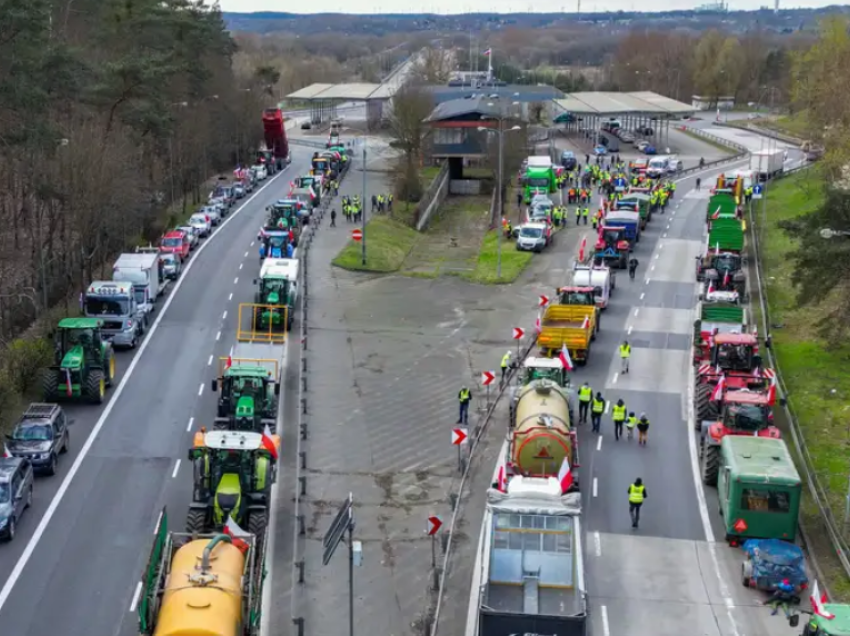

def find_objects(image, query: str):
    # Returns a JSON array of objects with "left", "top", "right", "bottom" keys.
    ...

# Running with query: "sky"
[{"left": 219, "top": 0, "right": 836, "bottom": 13}]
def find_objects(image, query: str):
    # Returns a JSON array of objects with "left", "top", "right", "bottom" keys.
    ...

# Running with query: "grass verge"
[
  {"left": 680, "top": 128, "right": 735, "bottom": 155},
  {"left": 331, "top": 216, "right": 418, "bottom": 273},
  {"left": 464, "top": 230, "right": 533, "bottom": 284}
]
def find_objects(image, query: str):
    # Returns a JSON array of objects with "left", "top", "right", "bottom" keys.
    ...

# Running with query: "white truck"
[
  {"left": 572, "top": 263, "right": 615, "bottom": 309},
  {"left": 112, "top": 253, "right": 166, "bottom": 318},
  {"left": 83, "top": 281, "right": 147, "bottom": 349},
  {"left": 749, "top": 148, "right": 784, "bottom": 181}
]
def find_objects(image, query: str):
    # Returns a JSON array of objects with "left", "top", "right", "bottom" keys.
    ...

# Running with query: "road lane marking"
[
  {"left": 198, "top": 383, "right": 204, "bottom": 396},
  {"left": 216, "top": 331, "right": 221, "bottom": 341},
  {"left": 186, "top": 417, "right": 194, "bottom": 432},
  {"left": 244, "top": 251, "right": 249, "bottom": 257},
  {"left": 250, "top": 241, "right": 255, "bottom": 247},
  {"left": 596, "top": 436, "right": 602, "bottom": 451},
  {"left": 659, "top": 243, "right": 664, "bottom": 249},
  {"left": 645, "top": 278, "right": 650, "bottom": 285},
  {"left": 654, "top": 253, "right": 659, "bottom": 259},
  {"left": 0, "top": 162, "right": 291, "bottom": 614},
  {"left": 153, "top": 510, "right": 163, "bottom": 535},
  {"left": 627, "top": 325, "right": 633, "bottom": 335},
  {"left": 639, "top": 293, "right": 644, "bottom": 301},
  {"left": 234, "top": 277, "right": 239, "bottom": 284},
  {"left": 239, "top": 263, "right": 243, "bottom": 270},
  {"left": 129, "top": 581, "right": 142, "bottom": 613},
  {"left": 612, "top": 372, "right": 618, "bottom": 384},
  {"left": 593, "top": 531, "right": 602, "bottom": 557},
  {"left": 229, "top": 293, "right": 233, "bottom": 301},
  {"left": 592, "top": 478, "right": 598, "bottom": 497},
  {"left": 601, "top": 605, "right": 610, "bottom": 636},
  {"left": 603, "top": 401, "right": 610, "bottom": 415},
  {"left": 222, "top": 310, "right": 228, "bottom": 320},
  {"left": 207, "top": 355, "right": 213, "bottom": 366},
  {"left": 229, "top": 345, "right": 234, "bottom": 356},
  {"left": 171, "top": 459, "right": 181, "bottom": 479},
  {"left": 634, "top": 308, "right": 640, "bottom": 316},
  {"left": 663, "top": 233, "right": 668, "bottom": 238},
  {"left": 650, "top": 264, "right": 655, "bottom": 272}
]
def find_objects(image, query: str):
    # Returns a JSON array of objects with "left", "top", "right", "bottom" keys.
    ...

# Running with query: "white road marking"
[
  {"left": 244, "top": 251, "right": 249, "bottom": 257},
  {"left": 650, "top": 264, "right": 656, "bottom": 272},
  {"left": 596, "top": 436, "right": 603, "bottom": 451},
  {"left": 216, "top": 331, "right": 221, "bottom": 341},
  {"left": 171, "top": 459, "right": 181, "bottom": 479},
  {"left": 239, "top": 263, "right": 243, "bottom": 270},
  {"left": 663, "top": 233, "right": 668, "bottom": 238},
  {"left": 659, "top": 243, "right": 664, "bottom": 249},
  {"left": 654, "top": 253, "right": 660, "bottom": 259},
  {"left": 594, "top": 531, "right": 602, "bottom": 557},
  {"left": 687, "top": 351, "right": 716, "bottom": 543},
  {"left": 250, "top": 241, "right": 255, "bottom": 247},
  {"left": 234, "top": 277, "right": 239, "bottom": 284},
  {"left": 0, "top": 164, "right": 290, "bottom": 613},
  {"left": 645, "top": 278, "right": 651, "bottom": 285},
  {"left": 229, "top": 345, "right": 234, "bottom": 356},
  {"left": 612, "top": 372, "right": 619, "bottom": 384},
  {"left": 186, "top": 417, "right": 194, "bottom": 432},
  {"left": 222, "top": 310, "right": 228, "bottom": 320},
  {"left": 129, "top": 581, "right": 142, "bottom": 613},
  {"left": 603, "top": 401, "right": 610, "bottom": 415},
  {"left": 601, "top": 606, "right": 610, "bottom": 636},
  {"left": 153, "top": 510, "right": 163, "bottom": 535},
  {"left": 627, "top": 325, "right": 633, "bottom": 335},
  {"left": 198, "top": 383, "right": 204, "bottom": 396},
  {"left": 639, "top": 293, "right": 645, "bottom": 301},
  {"left": 229, "top": 293, "right": 233, "bottom": 301},
  {"left": 592, "top": 478, "right": 598, "bottom": 497},
  {"left": 634, "top": 307, "right": 640, "bottom": 316}
]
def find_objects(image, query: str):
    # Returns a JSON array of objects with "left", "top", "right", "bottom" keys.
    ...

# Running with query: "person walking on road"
[
  {"left": 457, "top": 386, "right": 471, "bottom": 425},
  {"left": 628, "top": 258, "right": 638, "bottom": 281},
  {"left": 619, "top": 340, "right": 631, "bottom": 374},
  {"left": 590, "top": 392, "right": 605, "bottom": 433},
  {"left": 696, "top": 177, "right": 701, "bottom": 191},
  {"left": 637, "top": 413, "right": 650, "bottom": 445},
  {"left": 500, "top": 351, "right": 512, "bottom": 385},
  {"left": 577, "top": 382, "right": 592, "bottom": 424},
  {"left": 626, "top": 411, "right": 637, "bottom": 441},
  {"left": 330, "top": 208, "right": 337, "bottom": 227},
  {"left": 628, "top": 478, "right": 647, "bottom": 529},
  {"left": 612, "top": 399, "right": 627, "bottom": 441}
]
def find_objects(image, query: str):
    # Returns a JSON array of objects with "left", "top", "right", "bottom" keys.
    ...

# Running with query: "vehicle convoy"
[
  {"left": 692, "top": 297, "right": 750, "bottom": 365},
  {"left": 696, "top": 217, "right": 748, "bottom": 299},
  {"left": 211, "top": 357, "right": 280, "bottom": 432},
  {"left": 186, "top": 429, "right": 280, "bottom": 536},
  {"left": 749, "top": 148, "right": 784, "bottom": 181},
  {"left": 291, "top": 180, "right": 320, "bottom": 211},
  {"left": 471, "top": 477, "right": 586, "bottom": 636},
  {"left": 571, "top": 263, "right": 615, "bottom": 309},
  {"left": 594, "top": 225, "right": 630, "bottom": 269},
  {"left": 505, "top": 358, "right": 579, "bottom": 485},
  {"left": 258, "top": 231, "right": 295, "bottom": 261},
  {"left": 537, "top": 287, "right": 599, "bottom": 363},
  {"left": 261, "top": 107, "right": 290, "bottom": 169},
  {"left": 706, "top": 187, "right": 739, "bottom": 221},
  {"left": 524, "top": 156, "right": 557, "bottom": 203},
  {"left": 253, "top": 258, "right": 299, "bottom": 332},
  {"left": 138, "top": 508, "right": 267, "bottom": 636},
  {"left": 83, "top": 280, "right": 146, "bottom": 349},
  {"left": 113, "top": 252, "right": 165, "bottom": 318},
  {"left": 43, "top": 317, "right": 116, "bottom": 404},
  {"left": 4, "top": 403, "right": 69, "bottom": 476},
  {"left": 717, "top": 436, "right": 801, "bottom": 544}
]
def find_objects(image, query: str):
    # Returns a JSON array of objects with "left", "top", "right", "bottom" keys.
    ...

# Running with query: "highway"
[{"left": 0, "top": 149, "right": 317, "bottom": 636}]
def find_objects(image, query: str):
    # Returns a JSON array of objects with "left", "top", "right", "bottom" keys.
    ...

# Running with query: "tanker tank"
[
  {"left": 154, "top": 536, "right": 246, "bottom": 636},
  {"left": 511, "top": 379, "right": 574, "bottom": 477}
]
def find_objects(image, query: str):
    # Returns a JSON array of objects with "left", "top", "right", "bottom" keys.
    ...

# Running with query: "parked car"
[
  {"left": 159, "top": 252, "right": 182, "bottom": 280},
  {"left": 301, "top": 121, "right": 312, "bottom": 130},
  {"left": 233, "top": 184, "right": 246, "bottom": 199},
  {"left": 516, "top": 222, "right": 552, "bottom": 253},
  {"left": 188, "top": 213, "right": 212, "bottom": 238},
  {"left": 160, "top": 230, "right": 191, "bottom": 262},
  {"left": 619, "top": 131, "right": 635, "bottom": 143},
  {"left": 207, "top": 197, "right": 228, "bottom": 218},
  {"left": 634, "top": 125, "right": 654, "bottom": 136},
  {"left": 242, "top": 178, "right": 255, "bottom": 193},
  {"left": 0, "top": 456, "right": 34, "bottom": 541},
  {"left": 4, "top": 404, "right": 69, "bottom": 476},
  {"left": 199, "top": 205, "right": 221, "bottom": 226},
  {"left": 176, "top": 225, "right": 199, "bottom": 250},
  {"left": 560, "top": 150, "right": 577, "bottom": 170},
  {"left": 643, "top": 144, "right": 657, "bottom": 155},
  {"left": 594, "top": 145, "right": 608, "bottom": 155},
  {"left": 636, "top": 140, "right": 650, "bottom": 151},
  {"left": 252, "top": 164, "right": 268, "bottom": 181}
]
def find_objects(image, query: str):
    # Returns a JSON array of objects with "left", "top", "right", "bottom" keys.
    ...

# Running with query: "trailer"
[{"left": 749, "top": 149, "right": 784, "bottom": 181}]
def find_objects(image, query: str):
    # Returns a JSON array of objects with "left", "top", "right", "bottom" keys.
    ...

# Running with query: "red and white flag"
[
  {"left": 767, "top": 375, "right": 777, "bottom": 406},
  {"left": 722, "top": 270, "right": 730, "bottom": 288},
  {"left": 483, "top": 48, "right": 492, "bottom": 56},
  {"left": 496, "top": 465, "right": 507, "bottom": 492},
  {"left": 581, "top": 316, "right": 591, "bottom": 329},
  {"left": 710, "top": 205, "right": 722, "bottom": 220},
  {"left": 224, "top": 516, "right": 251, "bottom": 552},
  {"left": 753, "top": 367, "right": 761, "bottom": 378},
  {"left": 2, "top": 447, "right": 10, "bottom": 458},
  {"left": 707, "top": 280, "right": 715, "bottom": 295},
  {"left": 811, "top": 581, "right": 835, "bottom": 620},
  {"left": 225, "top": 355, "right": 232, "bottom": 369},
  {"left": 65, "top": 369, "right": 73, "bottom": 397},
  {"left": 579, "top": 236, "right": 587, "bottom": 262},
  {"left": 714, "top": 242, "right": 720, "bottom": 256},
  {"left": 262, "top": 424, "right": 279, "bottom": 460},
  {"left": 710, "top": 375, "right": 726, "bottom": 402},
  {"left": 559, "top": 344, "right": 574, "bottom": 371},
  {"left": 557, "top": 457, "right": 574, "bottom": 493}
]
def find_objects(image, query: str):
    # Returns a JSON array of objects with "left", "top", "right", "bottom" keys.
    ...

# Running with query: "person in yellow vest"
[
  {"left": 612, "top": 399, "right": 627, "bottom": 441},
  {"left": 457, "top": 386, "right": 471, "bottom": 425},
  {"left": 582, "top": 207, "right": 589, "bottom": 225},
  {"left": 590, "top": 391, "right": 606, "bottom": 433},
  {"left": 577, "top": 382, "right": 593, "bottom": 424},
  {"left": 575, "top": 207, "right": 581, "bottom": 223},
  {"left": 628, "top": 478, "right": 647, "bottom": 529},
  {"left": 626, "top": 411, "right": 638, "bottom": 441},
  {"left": 500, "top": 350, "right": 512, "bottom": 384},
  {"left": 619, "top": 340, "right": 631, "bottom": 374}
]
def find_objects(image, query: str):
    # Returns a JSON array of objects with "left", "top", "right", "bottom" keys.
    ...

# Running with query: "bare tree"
[
  {"left": 409, "top": 47, "right": 456, "bottom": 85},
  {"left": 387, "top": 84, "right": 435, "bottom": 205}
]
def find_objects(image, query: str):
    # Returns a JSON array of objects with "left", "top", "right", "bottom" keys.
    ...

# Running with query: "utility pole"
[
  {"left": 497, "top": 119, "right": 504, "bottom": 280},
  {"left": 361, "top": 140, "right": 367, "bottom": 266}
]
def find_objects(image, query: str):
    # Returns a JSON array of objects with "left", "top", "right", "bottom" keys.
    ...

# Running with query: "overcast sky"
[{"left": 220, "top": 1, "right": 834, "bottom": 13}]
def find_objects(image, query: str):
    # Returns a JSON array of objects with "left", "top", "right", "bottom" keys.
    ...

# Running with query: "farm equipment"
[
  {"left": 262, "top": 107, "right": 290, "bottom": 169},
  {"left": 186, "top": 429, "right": 279, "bottom": 537},
  {"left": 537, "top": 287, "right": 599, "bottom": 363},
  {"left": 211, "top": 357, "right": 280, "bottom": 432},
  {"left": 692, "top": 298, "right": 750, "bottom": 365},
  {"left": 615, "top": 193, "right": 652, "bottom": 228},
  {"left": 509, "top": 357, "right": 572, "bottom": 421},
  {"left": 594, "top": 226, "right": 630, "bottom": 269},
  {"left": 253, "top": 258, "right": 298, "bottom": 332},
  {"left": 42, "top": 317, "right": 116, "bottom": 404},
  {"left": 741, "top": 539, "right": 807, "bottom": 598},
  {"left": 697, "top": 216, "right": 748, "bottom": 299},
  {"left": 706, "top": 188, "right": 739, "bottom": 221},
  {"left": 605, "top": 210, "right": 641, "bottom": 245}
]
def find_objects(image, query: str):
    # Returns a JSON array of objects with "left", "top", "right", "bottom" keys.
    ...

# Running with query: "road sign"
[
  {"left": 426, "top": 515, "right": 443, "bottom": 536},
  {"left": 452, "top": 427, "right": 468, "bottom": 446},
  {"left": 752, "top": 184, "right": 763, "bottom": 200},
  {"left": 481, "top": 371, "right": 495, "bottom": 386},
  {"left": 733, "top": 518, "right": 748, "bottom": 533},
  {"left": 323, "top": 493, "right": 354, "bottom": 566},
  {"left": 512, "top": 327, "right": 525, "bottom": 340},
  {"left": 351, "top": 228, "right": 363, "bottom": 242},
  {"left": 538, "top": 295, "right": 550, "bottom": 307}
]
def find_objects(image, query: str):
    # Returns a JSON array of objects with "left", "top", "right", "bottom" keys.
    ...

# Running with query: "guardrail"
[{"left": 289, "top": 138, "right": 328, "bottom": 150}]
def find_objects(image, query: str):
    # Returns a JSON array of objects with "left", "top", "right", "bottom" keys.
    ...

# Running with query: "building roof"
[
  {"left": 286, "top": 83, "right": 335, "bottom": 100},
  {"left": 426, "top": 84, "right": 564, "bottom": 105},
  {"left": 552, "top": 91, "right": 696, "bottom": 117},
  {"left": 425, "top": 96, "right": 510, "bottom": 123}
]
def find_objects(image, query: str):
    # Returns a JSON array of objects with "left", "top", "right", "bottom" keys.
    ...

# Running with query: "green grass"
[
  {"left": 420, "top": 165, "right": 442, "bottom": 190},
  {"left": 464, "top": 230, "right": 533, "bottom": 284},
  {"left": 332, "top": 217, "right": 419, "bottom": 273},
  {"left": 680, "top": 128, "right": 735, "bottom": 155}
]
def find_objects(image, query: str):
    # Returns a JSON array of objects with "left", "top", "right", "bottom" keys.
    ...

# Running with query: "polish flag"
[
  {"left": 262, "top": 424, "right": 279, "bottom": 460},
  {"left": 710, "top": 206, "right": 722, "bottom": 220},
  {"left": 483, "top": 48, "right": 492, "bottom": 56},
  {"left": 557, "top": 458, "right": 574, "bottom": 493},
  {"left": 710, "top": 375, "right": 725, "bottom": 402},
  {"left": 224, "top": 516, "right": 251, "bottom": 552},
  {"left": 559, "top": 344, "right": 574, "bottom": 371},
  {"left": 535, "top": 311, "right": 542, "bottom": 334},
  {"left": 811, "top": 581, "right": 835, "bottom": 620},
  {"left": 714, "top": 242, "right": 720, "bottom": 256},
  {"left": 225, "top": 355, "right": 232, "bottom": 369},
  {"left": 767, "top": 376, "right": 777, "bottom": 406},
  {"left": 707, "top": 279, "right": 715, "bottom": 295},
  {"left": 581, "top": 316, "right": 591, "bottom": 329},
  {"left": 65, "top": 369, "right": 73, "bottom": 397},
  {"left": 2, "top": 447, "right": 10, "bottom": 458},
  {"left": 579, "top": 236, "right": 587, "bottom": 262},
  {"left": 722, "top": 270, "right": 730, "bottom": 288},
  {"left": 496, "top": 465, "right": 507, "bottom": 492}
]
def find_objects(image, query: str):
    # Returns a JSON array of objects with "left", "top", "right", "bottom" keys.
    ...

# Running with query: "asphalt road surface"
[{"left": 0, "top": 148, "right": 329, "bottom": 636}]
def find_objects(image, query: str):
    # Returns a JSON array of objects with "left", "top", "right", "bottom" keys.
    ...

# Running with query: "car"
[
  {"left": 251, "top": 164, "right": 268, "bottom": 181},
  {"left": 619, "top": 131, "right": 635, "bottom": 143},
  {"left": 594, "top": 145, "right": 608, "bottom": 155},
  {"left": 560, "top": 150, "right": 577, "bottom": 170},
  {"left": 4, "top": 404, "right": 69, "bottom": 476},
  {"left": 634, "top": 125, "right": 654, "bottom": 136},
  {"left": 188, "top": 213, "right": 212, "bottom": 238},
  {"left": 233, "top": 184, "right": 246, "bottom": 199},
  {"left": 199, "top": 205, "right": 221, "bottom": 226},
  {"left": 643, "top": 144, "right": 657, "bottom": 155},
  {"left": 636, "top": 140, "right": 650, "bottom": 151},
  {"left": 242, "top": 178, "right": 255, "bottom": 193},
  {"left": 176, "top": 225, "right": 199, "bottom": 250},
  {"left": 516, "top": 222, "right": 551, "bottom": 253},
  {"left": 159, "top": 252, "right": 182, "bottom": 280},
  {"left": 207, "top": 197, "right": 228, "bottom": 218},
  {"left": 301, "top": 121, "right": 312, "bottom": 130},
  {"left": 160, "top": 230, "right": 191, "bottom": 262},
  {"left": 596, "top": 135, "right": 609, "bottom": 146},
  {"left": 0, "top": 456, "right": 34, "bottom": 541}
]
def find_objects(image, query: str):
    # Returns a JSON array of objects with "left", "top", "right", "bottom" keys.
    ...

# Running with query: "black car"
[
  {"left": 0, "top": 457, "right": 34, "bottom": 541},
  {"left": 4, "top": 403, "right": 69, "bottom": 476}
]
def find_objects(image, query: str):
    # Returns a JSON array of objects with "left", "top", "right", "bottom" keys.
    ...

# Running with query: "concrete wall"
[
  {"left": 449, "top": 180, "right": 482, "bottom": 195},
  {"left": 415, "top": 163, "right": 450, "bottom": 231}
]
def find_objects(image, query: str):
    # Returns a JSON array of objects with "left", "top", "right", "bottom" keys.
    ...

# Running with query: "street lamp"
[
  {"left": 478, "top": 121, "right": 522, "bottom": 280},
  {"left": 819, "top": 228, "right": 850, "bottom": 239}
]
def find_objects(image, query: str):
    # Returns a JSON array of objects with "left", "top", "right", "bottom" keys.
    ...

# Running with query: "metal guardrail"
[{"left": 289, "top": 139, "right": 328, "bottom": 150}]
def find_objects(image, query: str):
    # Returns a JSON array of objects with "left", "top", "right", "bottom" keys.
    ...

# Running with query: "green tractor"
[
  {"left": 211, "top": 359, "right": 280, "bottom": 432},
  {"left": 43, "top": 317, "right": 116, "bottom": 404},
  {"left": 253, "top": 258, "right": 299, "bottom": 332},
  {"left": 186, "top": 430, "right": 278, "bottom": 537}
]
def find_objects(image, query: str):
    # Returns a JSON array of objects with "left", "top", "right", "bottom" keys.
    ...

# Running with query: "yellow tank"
[
  {"left": 511, "top": 380, "right": 573, "bottom": 476},
  {"left": 154, "top": 538, "right": 246, "bottom": 636}
]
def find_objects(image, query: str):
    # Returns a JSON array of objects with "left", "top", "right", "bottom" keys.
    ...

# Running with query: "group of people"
[
  {"left": 370, "top": 193, "right": 394, "bottom": 213},
  {"left": 330, "top": 194, "right": 363, "bottom": 226}
]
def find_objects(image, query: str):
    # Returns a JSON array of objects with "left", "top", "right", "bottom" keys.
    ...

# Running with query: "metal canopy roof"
[
  {"left": 552, "top": 91, "right": 695, "bottom": 116},
  {"left": 285, "top": 82, "right": 383, "bottom": 101},
  {"left": 287, "top": 83, "right": 335, "bottom": 100}
]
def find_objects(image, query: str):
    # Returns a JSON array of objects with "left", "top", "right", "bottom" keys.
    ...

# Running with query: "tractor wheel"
[
  {"left": 701, "top": 442, "right": 721, "bottom": 487},
  {"left": 42, "top": 370, "right": 60, "bottom": 401},
  {"left": 86, "top": 370, "right": 106, "bottom": 405},
  {"left": 694, "top": 383, "right": 717, "bottom": 429},
  {"left": 185, "top": 508, "right": 207, "bottom": 535},
  {"left": 105, "top": 350, "right": 116, "bottom": 388},
  {"left": 248, "top": 508, "right": 269, "bottom": 539}
]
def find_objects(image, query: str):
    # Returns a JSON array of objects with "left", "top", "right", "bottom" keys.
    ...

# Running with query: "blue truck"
[{"left": 604, "top": 210, "right": 641, "bottom": 246}]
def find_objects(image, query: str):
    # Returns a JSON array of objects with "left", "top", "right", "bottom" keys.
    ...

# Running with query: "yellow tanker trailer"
[
  {"left": 138, "top": 507, "right": 265, "bottom": 636},
  {"left": 505, "top": 359, "right": 580, "bottom": 490}
]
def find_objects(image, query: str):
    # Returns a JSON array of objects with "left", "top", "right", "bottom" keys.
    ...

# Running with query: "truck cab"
[{"left": 84, "top": 281, "right": 146, "bottom": 348}]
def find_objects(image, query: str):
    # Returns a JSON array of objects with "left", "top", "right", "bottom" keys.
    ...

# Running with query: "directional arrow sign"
[
  {"left": 452, "top": 427, "right": 468, "bottom": 446},
  {"left": 426, "top": 515, "right": 443, "bottom": 536},
  {"left": 733, "top": 518, "right": 748, "bottom": 533},
  {"left": 512, "top": 327, "right": 525, "bottom": 340},
  {"left": 481, "top": 371, "right": 495, "bottom": 386},
  {"left": 351, "top": 228, "right": 363, "bottom": 242},
  {"left": 538, "top": 295, "right": 550, "bottom": 307}
]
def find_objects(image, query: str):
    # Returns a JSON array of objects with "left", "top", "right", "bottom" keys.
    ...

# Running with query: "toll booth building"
[{"left": 426, "top": 96, "right": 520, "bottom": 181}]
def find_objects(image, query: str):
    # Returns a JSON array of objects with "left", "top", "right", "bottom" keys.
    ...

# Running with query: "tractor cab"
[
  {"left": 44, "top": 317, "right": 116, "bottom": 404},
  {"left": 253, "top": 258, "right": 299, "bottom": 332},
  {"left": 186, "top": 430, "right": 280, "bottom": 536},
  {"left": 703, "top": 252, "right": 746, "bottom": 295},
  {"left": 718, "top": 393, "right": 774, "bottom": 433},
  {"left": 259, "top": 231, "right": 295, "bottom": 261},
  {"left": 266, "top": 199, "right": 302, "bottom": 227},
  {"left": 518, "top": 357, "right": 570, "bottom": 387},
  {"left": 711, "top": 333, "right": 761, "bottom": 373},
  {"left": 211, "top": 358, "right": 280, "bottom": 431},
  {"left": 597, "top": 226, "right": 627, "bottom": 249},
  {"left": 557, "top": 286, "right": 595, "bottom": 307}
]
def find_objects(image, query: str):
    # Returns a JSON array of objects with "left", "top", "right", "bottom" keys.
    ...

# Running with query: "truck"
[
  {"left": 604, "top": 210, "right": 641, "bottom": 245},
  {"left": 83, "top": 281, "right": 147, "bottom": 349},
  {"left": 749, "top": 148, "right": 784, "bottom": 181},
  {"left": 717, "top": 436, "right": 801, "bottom": 545},
  {"left": 706, "top": 189, "right": 739, "bottom": 221},
  {"left": 261, "top": 107, "right": 290, "bottom": 169},
  {"left": 524, "top": 156, "right": 557, "bottom": 203},
  {"left": 615, "top": 193, "right": 652, "bottom": 228},
  {"left": 138, "top": 507, "right": 267, "bottom": 636},
  {"left": 571, "top": 263, "right": 615, "bottom": 309},
  {"left": 537, "top": 287, "right": 599, "bottom": 363},
  {"left": 468, "top": 477, "right": 586, "bottom": 636},
  {"left": 112, "top": 252, "right": 165, "bottom": 318}
]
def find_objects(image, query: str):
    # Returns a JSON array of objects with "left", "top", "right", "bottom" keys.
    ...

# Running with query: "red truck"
[
  {"left": 160, "top": 230, "right": 191, "bottom": 262},
  {"left": 262, "top": 108, "right": 290, "bottom": 170}
]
